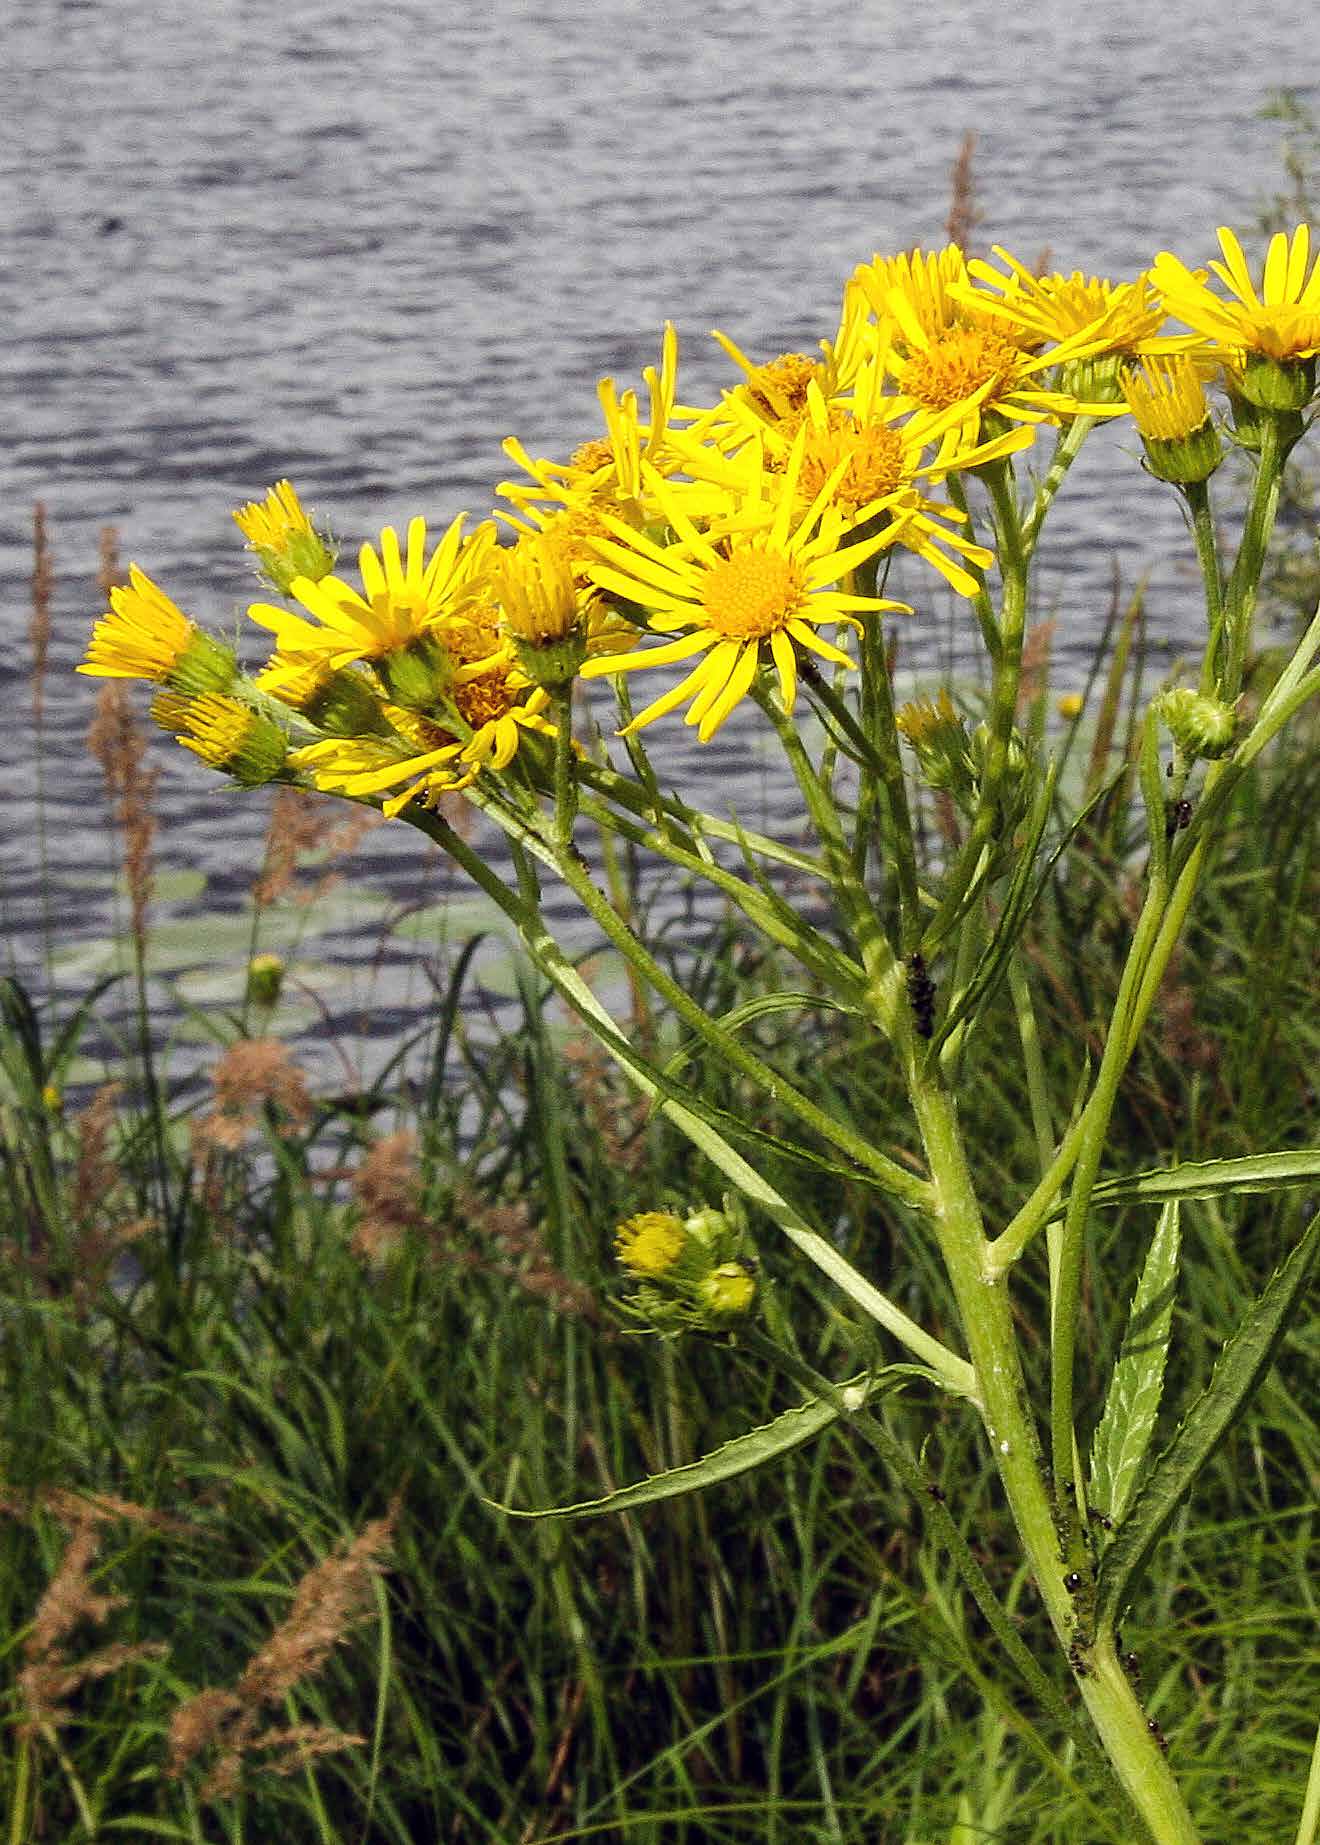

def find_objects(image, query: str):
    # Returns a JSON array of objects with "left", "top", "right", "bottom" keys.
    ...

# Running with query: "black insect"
[
  {"left": 1067, "top": 1641, "right": 1089, "bottom": 1679},
  {"left": 1064, "top": 1571, "right": 1083, "bottom": 1594},
  {"left": 1165, "top": 797, "right": 1194, "bottom": 836},
  {"left": 1146, "top": 1718, "right": 1169, "bottom": 1755},
  {"left": 907, "top": 953, "right": 936, "bottom": 1039},
  {"left": 926, "top": 1483, "right": 946, "bottom": 1504}
]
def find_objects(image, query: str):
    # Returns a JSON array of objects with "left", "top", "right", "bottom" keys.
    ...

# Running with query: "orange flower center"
[
  {"left": 455, "top": 667, "right": 518, "bottom": 728},
  {"left": 700, "top": 549, "right": 807, "bottom": 640},
  {"left": 901, "top": 326, "right": 1023, "bottom": 410},
  {"left": 800, "top": 419, "right": 906, "bottom": 511},
  {"left": 745, "top": 352, "right": 824, "bottom": 420},
  {"left": 570, "top": 436, "right": 614, "bottom": 474}
]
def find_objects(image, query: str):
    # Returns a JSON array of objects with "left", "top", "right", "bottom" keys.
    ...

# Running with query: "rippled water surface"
[{"left": 4, "top": 0, "right": 1315, "bottom": 1079}]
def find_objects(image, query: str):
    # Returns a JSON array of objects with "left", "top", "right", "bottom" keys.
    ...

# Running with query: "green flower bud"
[
  {"left": 166, "top": 629, "right": 239, "bottom": 697},
  {"left": 1155, "top": 687, "right": 1237, "bottom": 760},
  {"left": 696, "top": 1262, "right": 757, "bottom": 1322},
  {"left": 377, "top": 636, "right": 456, "bottom": 712},
  {"left": 246, "top": 953, "right": 285, "bottom": 1010},
  {"left": 1236, "top": 351, "right": 1317, "bottom": 413}
]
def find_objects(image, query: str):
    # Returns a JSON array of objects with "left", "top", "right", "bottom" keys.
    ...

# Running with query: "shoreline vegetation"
[{"left": 5, "top": 124, "right": 1320, "bottom": 1843}]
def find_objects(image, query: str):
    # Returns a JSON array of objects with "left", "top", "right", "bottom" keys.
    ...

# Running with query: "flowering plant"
[{"left": 81, "top": 224, "right": 1320, "bottom": 1844}]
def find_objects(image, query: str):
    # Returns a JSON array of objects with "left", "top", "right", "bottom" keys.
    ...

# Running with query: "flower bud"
[
  {"left": 377, "top": 636, "right": 456, "bottom": 712},
  {"left": 1235, "top": 351, "right": 1316, "bottom": 414},
  {"left": 696, "top": 1262, "right": 757, "bottom": 1322},
  {"left": 168, "top": 693, "right": 289, "bottom": 785},
  {"left": 246, "top": 953, "right": 285, "bottom": 1010},
  {"left": 233, "top": 481, "right": 337, "bottom": 592},
  {"left": 1155, "top": 687, "right": 1237, "bottom": 759},
  {"left": 1120, "top": 358, "right": 1222, "bottom": 483},
  {"left": 896, "top": 690, "right": 975, "bottom": 804}
]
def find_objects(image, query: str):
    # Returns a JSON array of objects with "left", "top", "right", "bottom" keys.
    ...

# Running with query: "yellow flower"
[
  {"left": 80, "top": 567, "right": 237, "bottom": 692},
  {"left": 1121, "top": 357, "right": 1222, "bottom": 483},
  {"left": 491, "top": 532, "right": 582, "bottom": 646},
  {"left": 614, "top": 1211, "right": 688, "bottom": 1277},
  {"left": 500, "top": 323, "right": 683, "bottom": 515},
  {"left": 1120, "top": 356, "right": 1212, "bottom": 441},
  {"left": 164, "top": 692, "right": 289, "bottom": 786},
  {"left": 1151, "top": 224, "right": 1320, "bottom": 362},
  {"left": 1057, "top": 691, "right": 1085, "bottom": 720},
  {"left": 249, "top": 515, "right": 495, "bottom": 676},
  {"left": 291, "top": 715, "right": 473, "bottom": 817},
  {"left": 581, "top": 437, "right": 912, "bottom": 741},
  {"left": 957, "top": 249, "right": 1201, "bottom": 361},
  {"left": 884, "top": 296, "right": 1127, "bottom": 449},
  {"left": 233, "top": 480, "right": 336, "bottom": 590},
  {"left": 849, "top": 243, "right": 974, "bottom": 342}
]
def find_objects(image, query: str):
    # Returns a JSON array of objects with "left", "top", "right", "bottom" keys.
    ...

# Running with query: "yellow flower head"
[
  {"left": 165, "top": 693, "right": 289, "bottom": 786},
  {"left": 957, "top": 249, "right": 1199, "bottom": 362},
  {"left": 1121, "top": 357, "right": 1222, "bottom": 483},
  {"left": 1120, "top": 356, "right": 1212, "bottom": 442},
  {"left": 491, "top": 532, "right": 582, "bottom": 646},
  {"left": 249, "top": 514, "right": 495, "bottom": 676},
  {"left": 81, "top": 567, "right": 237, "bottom": 693},
  {"left": 1151, "top": 224, "right": 1320, "bottom": 363},
  {"left": 500, "top": 323, "right": 683, "bottom": 515},
  {"left": 581, "top": 437, "right": 912, "bottom": 742},
  {"left": 291, "top": 717, "right": 473, "bottom": 817},
  {"left": 233, "top": 480, "right": 336, "bottom": 589},
  {"left": 614, "top": 1211, "right": 688, "bottom": 1278},
  {"left": 850, "top": 244, "right": 972, "bottom": 342}
]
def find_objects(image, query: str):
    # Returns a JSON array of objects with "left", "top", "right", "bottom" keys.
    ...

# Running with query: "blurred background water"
[{"left": 3, "top": 0, "right": 1316, "bottom": 1086}]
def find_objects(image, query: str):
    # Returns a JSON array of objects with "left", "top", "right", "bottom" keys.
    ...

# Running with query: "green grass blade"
[
  {"left": 1096, "top": 1207, "right": 1320, "bottom": 1631},
  {"left": 1089, "top": 1201, "right": 1181, "bottom": 1527}
]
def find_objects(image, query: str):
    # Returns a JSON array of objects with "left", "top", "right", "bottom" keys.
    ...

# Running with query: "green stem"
[
  {"left": 1020, "top": 414, "right": 1097, "bottom": 556},
  {"left": 1293, "top": 1704, "right": 1320, "bottom": 1845},
  {"left": 1221, "top": 412, "right": 1285, "bottom": 699},
  {"left": 910, "top": 1065, "right": 1201, "bottom": 1843},
  {"left": 400, "top": 806, "right": 972, "bottom": 1392},
  {"left": 551, "top": 686, "right": 578, "bottom": 845},
  {"left": 1185, "top": 479, "right": 1225, "bottom": 696}
]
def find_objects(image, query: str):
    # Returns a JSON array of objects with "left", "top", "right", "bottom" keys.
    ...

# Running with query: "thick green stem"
[{"left": 911, "top": 1068, "right": 1201, "bottom": 1843}]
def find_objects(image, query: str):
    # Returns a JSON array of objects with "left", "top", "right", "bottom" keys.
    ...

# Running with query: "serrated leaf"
[
  {"left": 489, "top": 1369, "right": 911, "bottom": 1520},
  {"left": 1089, "top": 1201, "right": 1181, "bottom": 1527},
  {"left": 1096, "top": 1207, "right": 1320, "bottom": 1631}
]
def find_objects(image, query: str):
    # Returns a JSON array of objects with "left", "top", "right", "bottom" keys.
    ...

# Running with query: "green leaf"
[
  {"left": 489, "top": 1369, "right": 912, "bottom": 1520},
  {"left": 1089, "top": 1201, "right": 1181, "bottom": 1528},
  {"left": 1074, "top": 1148, "right": 1320, "bottom": 1215},
  {"left": 1096, "top": 1207, "right": 1320, "bottom": 1631}
]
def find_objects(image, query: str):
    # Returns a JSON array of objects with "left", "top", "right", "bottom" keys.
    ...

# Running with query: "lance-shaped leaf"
[
  {"left": 488, "top": 1368, "right": 930, "bottom": 1520},
  {"left": 1080, "top": 1149, "right": 1320, "bottom": 1213},
  {"left": 1089, "top": 1201, "right": 1181, "bottom": 1530},
  {"left": 1096, "top": 1208, "right": 1320, "bottom": 1632}
]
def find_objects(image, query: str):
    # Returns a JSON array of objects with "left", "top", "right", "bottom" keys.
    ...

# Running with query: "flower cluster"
[
  {"left": 79, "top": 226, "right": 1319, "bottom": 817},
  {"left": 613, "top": 1203, "right": 758, "bottom": 1335}
]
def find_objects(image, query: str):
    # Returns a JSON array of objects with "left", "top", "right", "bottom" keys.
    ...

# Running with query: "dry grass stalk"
[
  {"left": 349, "top": 1129, "right": 424, "bottom": 1261},
  {"left": 19, "top": 1512, "right": 165, "bottom": 1736},
  {"left": 464, "top": 1193, "right": 600, "bottom": 1323},
  {"left": 168, "top": 1511, "right": 396, "bottom": 1799},
  {"left": 31, "top": 502, "right": 53, "bottom": 726},
  {"left": 560, "top": 1036, "right": 649, "bottom": 1174},
  {"left": 945, "top": 131, "right": 981, "bottom": 253},
  {"left": 97, "top": 525, "right": 120, "bottom": 598},
  {"left": 192, "top": 1037, "right": 313, "bottom": 1157},
  {"left": 86, "top": 682, "right": 157, "bottom": 962},
  {"left": 1018, "top": 619, "right": 1057, "bottom": 714},
  {"left": 253, "top": 786, "right": 381, "bottom": 910}
]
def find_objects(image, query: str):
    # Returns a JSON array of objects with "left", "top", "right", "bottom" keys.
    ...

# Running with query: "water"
[{"left": 3, "top": 0, "right": 1314, "bottom": 1086}]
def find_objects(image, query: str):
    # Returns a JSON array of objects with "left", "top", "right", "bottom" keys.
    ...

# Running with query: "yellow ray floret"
[
  {"left": 249, "top": 515, "right": 494, "bottom": 675},
  {"left": 80, "top": 567, "right": 198, "bottom": 681},
  {"left": 1150, "top": 224, "right": 1320, "bottom": 360},
  {"left": 580, "top": 436, "right": 911, "bottom": 743},
  {"left": 956, "top": 248, "right": 1202, "bottom": 360}
]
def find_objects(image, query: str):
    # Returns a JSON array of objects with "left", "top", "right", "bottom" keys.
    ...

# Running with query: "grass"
[{"left": 2, "top": 558, "right": 1319, "bottom": 1843}]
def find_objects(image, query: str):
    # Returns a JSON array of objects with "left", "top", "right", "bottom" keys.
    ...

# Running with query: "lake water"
[{"left": 3, "top": 0, "right": 1316, "bottom": 1087}]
